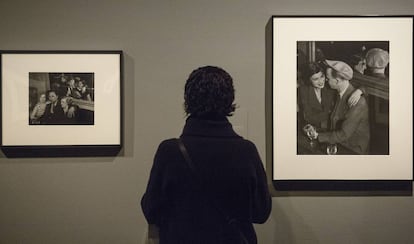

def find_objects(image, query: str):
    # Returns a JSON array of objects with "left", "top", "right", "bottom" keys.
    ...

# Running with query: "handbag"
[{"left": 177, "top": 138, "right": 249, "bottom": 244}]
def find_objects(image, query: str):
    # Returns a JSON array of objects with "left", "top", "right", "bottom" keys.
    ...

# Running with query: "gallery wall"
[{"left": 1, "top": 0, "right": 414, "bottom": 243}]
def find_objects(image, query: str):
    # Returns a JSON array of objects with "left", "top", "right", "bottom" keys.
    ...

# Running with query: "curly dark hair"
[
  {"left": 302, "top": 62, "right": 323, "bottom": 85},
  {"left": 184, "top": 66, "right": 236, "bottom": 118}
]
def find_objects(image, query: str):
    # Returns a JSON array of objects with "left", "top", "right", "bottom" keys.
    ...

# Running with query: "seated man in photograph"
[
  {"left": 310, "top": 60, "right": 370, "bottom": 154},
  {"left": 41, "top": 90, "right": 64, "bottom": 124}
]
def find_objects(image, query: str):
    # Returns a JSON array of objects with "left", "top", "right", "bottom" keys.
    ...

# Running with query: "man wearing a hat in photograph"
[
  {"left": 366, "top": 48, "right": 389, "bottom": 80},
  {"left": 308, "top": 60, "right": 370, "bottom": 154}
]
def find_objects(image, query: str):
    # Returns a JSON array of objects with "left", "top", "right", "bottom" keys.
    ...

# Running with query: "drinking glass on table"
[{"left": 326, "top": 144, "right": 338, "bottom": 155}]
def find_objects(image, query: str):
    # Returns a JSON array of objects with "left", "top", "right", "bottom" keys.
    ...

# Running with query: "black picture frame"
[
  {"left": 1, "top": 50, "right": 123, "bottom": 157},
  {"left": 268, "top": 16, "right": 413, "bottom": 191}
]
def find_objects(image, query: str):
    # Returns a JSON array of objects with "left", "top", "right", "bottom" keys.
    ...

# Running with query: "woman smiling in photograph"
[{"left": 298, "top": 62, "right": 336, "bottom": 130}]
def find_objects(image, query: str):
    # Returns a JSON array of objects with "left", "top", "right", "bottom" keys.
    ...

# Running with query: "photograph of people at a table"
[
  {"left": 29, "top": 72, "right": 95, "bottom": 125},
  {"left": 297, "top": 41, "right": 389, "bottom": 155}
]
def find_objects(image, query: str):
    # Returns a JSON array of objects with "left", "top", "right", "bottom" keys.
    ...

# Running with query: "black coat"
[{"left": 141, "top": 117, "right": 271, "bottom": 244}]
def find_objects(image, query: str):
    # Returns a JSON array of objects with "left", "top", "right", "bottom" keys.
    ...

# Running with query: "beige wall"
[{"left": 1, "top": 0, "right": 414, "bottom": 243}]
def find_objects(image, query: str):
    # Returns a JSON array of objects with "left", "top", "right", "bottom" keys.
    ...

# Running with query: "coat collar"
[{"left": 181, "top": 116, "right": 241, "bottom": 138}]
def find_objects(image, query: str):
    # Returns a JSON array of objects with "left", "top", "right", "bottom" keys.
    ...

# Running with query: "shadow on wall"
[
  {"left": 122, "top": 53, "right": 136, "bottom": 158},
  {"left": 264, "top": 18, "right": 273, "bottom": 194}
]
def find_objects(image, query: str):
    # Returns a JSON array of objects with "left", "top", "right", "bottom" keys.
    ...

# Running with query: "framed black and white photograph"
[
  {"left": 1, "top": 51, "right": 123, "bottom": 157},
  {"left": 271, "top": 16, "right": 413, "bottom": 189}
]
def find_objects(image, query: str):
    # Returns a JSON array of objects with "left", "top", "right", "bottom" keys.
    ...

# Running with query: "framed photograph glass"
[
  {"left": 271, "top": 16, "right": 413, "bottom": 190},
  {"left": 1, "top": 51, "right": 123, "bottom": 157}
]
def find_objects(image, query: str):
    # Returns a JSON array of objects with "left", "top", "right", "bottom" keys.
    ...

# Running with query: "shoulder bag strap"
[{"left": 177, "top": 138, "right": 197, "bottom": 173}]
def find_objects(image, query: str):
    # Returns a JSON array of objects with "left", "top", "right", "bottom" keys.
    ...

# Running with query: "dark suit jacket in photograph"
[{"left": 318, "top": 84, "right": 370, "bottom": 154}]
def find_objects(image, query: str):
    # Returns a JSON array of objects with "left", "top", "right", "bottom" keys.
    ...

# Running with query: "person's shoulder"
[
  {"left": 298, "top": 85, "right": 311, "bottom": 100},
  {"left": 238, "top": 139, "right": 260, "bottom": 152},
  {"left": 156, "top": 138, "right": 180, "bottom": 151},
  {"left": 238, "top": 139, "right": 263, "bottom": 165},
  {"left": 355, "top": 94, "right": 368, "bottom": 106},
  {"left": 349, "top": 95, "right": 368, "bottom": 112},
  {"left": 152, "top": 139, "right": 181, "bottom": 161},
  {"left": 157, "top": 138, "right": 176, "bottom": 146}
]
